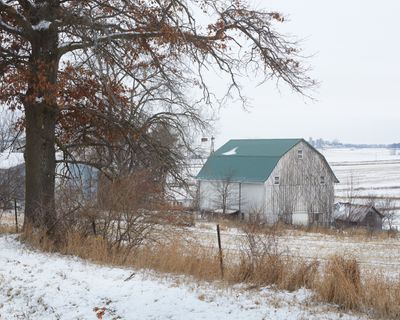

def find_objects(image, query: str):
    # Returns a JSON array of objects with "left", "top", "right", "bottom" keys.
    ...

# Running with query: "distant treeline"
[{"left": 308, "top": 137, "right": 399, "bottom": 149}]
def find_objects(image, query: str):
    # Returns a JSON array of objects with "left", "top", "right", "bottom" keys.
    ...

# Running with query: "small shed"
[{"left": 333, "top": 202, "right": 383, "bottom": 230}]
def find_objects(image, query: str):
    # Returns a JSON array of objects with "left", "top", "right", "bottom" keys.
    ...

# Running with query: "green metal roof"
[{"left": 196, "top": 139, "right": 302, "bottom": 183}]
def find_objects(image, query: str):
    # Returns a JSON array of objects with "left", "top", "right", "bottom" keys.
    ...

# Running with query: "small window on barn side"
[
  {"left": 274, "top": 176, "right": 280, "bottom": 185},
  {"left": 297, "top": 149, "right": 303, "bottom": 159},
  {"left": 320, "top": 176, "right": 325, "bottom": 185}
]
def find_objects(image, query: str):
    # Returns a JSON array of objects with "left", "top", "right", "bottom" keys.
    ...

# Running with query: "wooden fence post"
[
  {"left": 14, "top": 199, "right": 18, "bottom": 233},
  {"left": 216, "top": 224, "right": 224, "bottom": 279}
]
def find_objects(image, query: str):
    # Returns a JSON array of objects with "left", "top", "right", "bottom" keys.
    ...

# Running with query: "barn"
[
  {"left": 196, "top": 139, "right": 339, "bottom": 225},
  {"left": 333, "top": 202, "right": 383, "bottom": 230}
]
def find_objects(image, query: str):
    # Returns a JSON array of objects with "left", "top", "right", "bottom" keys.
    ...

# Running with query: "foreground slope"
[{"left": 0, "top": 235, "right": 364, "bottom": 320}]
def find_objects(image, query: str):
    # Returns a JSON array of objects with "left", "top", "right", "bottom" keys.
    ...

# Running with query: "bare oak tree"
[{"left": 0, "top": 0, "right": 314, "bottom": 235}]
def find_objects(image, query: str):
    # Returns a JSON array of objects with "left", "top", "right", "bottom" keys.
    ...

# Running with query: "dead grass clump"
[
  {"left": 283, "top": 260, "right": 319, "bottom": 291},
  {"left": 21, "top": 226, "right": 131, "bottom": 266},
  {"left": 231, "top": 225, "right": 319, "bottom": 292},
  {"left": 316, "top": 256, "right": 400, "bottom": 318},
  {"left": 0, "top": 224, "right": 17, "bottom": 234},
  {"left": 132, "top": 242, "right": 222, "bottom": 281},
  {"left": 20, "top": 226, "right": 58, "bottom": 252},
  {"left": 316, "top": 255, "right": 361, "bottom": 310},
  {"left": 231, "top": 254, "right": 318, "bottom": 292},
  {"left": 61, "top": 232, "right": 124, "bottom": 265},
  {"left": 362, "top": 274, "right": 400, "bottom": 319}
]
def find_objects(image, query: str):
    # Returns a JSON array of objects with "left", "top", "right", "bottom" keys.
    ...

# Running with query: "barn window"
[
  {"left": 274, "top": 176, "right": 280, "bottom": 185},
  {"left": 297, "top": 149, "right": 303, "bottom": 159},
  {"left": 320, "top": 176, "right": 325, "bottom": 184}
]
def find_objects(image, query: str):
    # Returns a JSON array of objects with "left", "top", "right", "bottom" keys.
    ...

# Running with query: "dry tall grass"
[
  {"left": 363, "top": 275, "right": 400, "bottom": 319},
  {"left": 0, "top": 224, "right": 17, "bottom": 234},
  {"left": 316, "top": 255, "right": 361, "bottom": 310},
  {"left": 20, "top": 225, "right": 318, "bottom": 289},
  {"left": 316, "top": 255, "right": 400, "bottom": 319}
]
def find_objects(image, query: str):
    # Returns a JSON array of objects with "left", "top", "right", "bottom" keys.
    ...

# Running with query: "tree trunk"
[
  {"left": 23, "top": 10, "right": 59, "bottom": 235},
  {"left": 24, "top": 103, "right": 57, "bottom": 232}
]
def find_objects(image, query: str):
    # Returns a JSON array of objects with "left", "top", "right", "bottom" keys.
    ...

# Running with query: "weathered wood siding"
[{"left": 264, "top": 141, "right": 335, "bottom": 225}]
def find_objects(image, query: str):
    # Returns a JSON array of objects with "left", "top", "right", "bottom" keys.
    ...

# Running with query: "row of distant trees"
[{"left": 308, "top": 137, "right": 399, "bottom": 149}]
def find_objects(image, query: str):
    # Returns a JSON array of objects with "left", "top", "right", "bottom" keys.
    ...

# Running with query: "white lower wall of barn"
[
  {"left": 199, "top": 180, "right": 265, "bottom": 214},
  {"left": 199, "top": 180, "right": 239, "bottom": 211}
]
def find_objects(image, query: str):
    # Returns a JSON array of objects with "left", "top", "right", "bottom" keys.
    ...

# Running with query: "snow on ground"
[{"left": 0, "top": 234, "right": 365, "bottom": 320}]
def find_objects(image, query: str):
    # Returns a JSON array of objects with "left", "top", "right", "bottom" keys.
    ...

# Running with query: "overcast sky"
[{"left": 210, "top": 0, "right": 400, "bottom": 147}]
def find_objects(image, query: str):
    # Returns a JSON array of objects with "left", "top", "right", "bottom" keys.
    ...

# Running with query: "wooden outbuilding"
[{"left": 333, "top": 202, "right": 383, "bottom": 230}]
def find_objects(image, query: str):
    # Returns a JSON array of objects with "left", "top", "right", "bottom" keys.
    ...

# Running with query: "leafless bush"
[
  {"left": 50, "top": 169, "right": 177, "bottom": 258},
  {"left": 233, "top": 224, "right": 319, "bottom": 291}
]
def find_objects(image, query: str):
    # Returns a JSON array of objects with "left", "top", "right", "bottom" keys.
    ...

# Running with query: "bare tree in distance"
[
  {"left": 0, "top": 107, "right": 22, "bottom": 152},
  {"left": 0, "top": 0, "right": 315, "bottom": 236},
  {"left": 377, "top": 198, "right": 397, "bottom": 232},
  {"left": 340, "top": 173, "right": 361, "bottom": 225},
  {"left": 211, "top": 172, "right": 240, "bottom": 216},
  {"left": 0, "top": 106, "right": 24, "bottom": 214}
]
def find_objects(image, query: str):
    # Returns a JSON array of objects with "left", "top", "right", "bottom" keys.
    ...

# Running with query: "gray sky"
[{"left": 211, "top": 0, "right": 400, "bottom": 147}]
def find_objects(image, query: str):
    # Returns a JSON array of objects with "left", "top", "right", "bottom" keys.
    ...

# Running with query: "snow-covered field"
[
  {"left": 320, "top": 148, "right": 400, "bottom": 227},
  {"left": 320, "top": 148, "right": 400, "bottom": 199},
  {"left": 0, "top": 235, "right": 364, "bottom": 320}
]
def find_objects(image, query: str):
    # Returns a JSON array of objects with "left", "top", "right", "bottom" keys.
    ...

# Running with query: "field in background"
[{"left": 320, "top": 148, "right": 400, "bottom": 227}]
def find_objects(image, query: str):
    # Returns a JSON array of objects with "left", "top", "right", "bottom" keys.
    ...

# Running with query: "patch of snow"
[
  {"left": 35, "top": 97, "right": 44, "bottom": 103},
  {"left": 0, "top": 152, "right": 24, "bottom": 170},
  {"left": 222, "top": 147, "right": 238, "bottom": 156},
  {"left": 32, "top": 20, "right": 51, "bottom": 31}
]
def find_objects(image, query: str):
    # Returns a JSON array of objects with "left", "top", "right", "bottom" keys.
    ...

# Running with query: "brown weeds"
[{"left": 316, "top": 255, "right": 361, "bottom": 310}]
